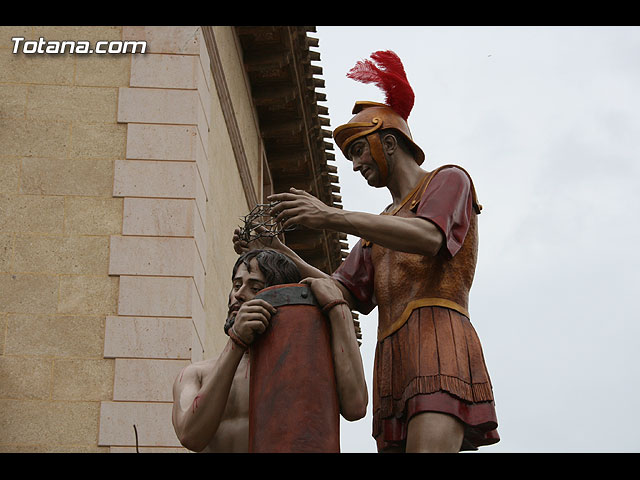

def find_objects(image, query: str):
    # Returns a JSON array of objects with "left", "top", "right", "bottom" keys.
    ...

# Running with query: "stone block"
[
  {"left": 194, "top": 164, "right": 207, "bottom": 225},
  {"left": 196, "top": 91, "right": 210, "bottom": 143},
  {"left": 58, "top": 275, "right": 118, "bottom": 315},
  {"left": 192, "top": 249, "right": 205, "bottom": 307},
  {"left": 113, "top": 159, "right": 196, "bottom": 199},
  {"left": 125, "top": 123, "right": 198, "bottom": 161},
  {"left": 20, "top": 157, "right": 114, "bottom": 196},
  {"left": 98, "top": 401, "right": 180, "bottom": 447},
  {"left": 0, "top": 84, "right": 27, "bottom": 118},
  {"left": 1, "top": 118, "right": 69, "bottom": 159},
  {"left": 109, "top": 446, "right": 188, "bottom": 453},
  {"left": 0, "top": 157, "right": 20, "bottom": 194},
  {"left": 191, "top": 288, "right": 206, "bottom": 347},
  {"left": 195, "top": 128, "right": 210, "bottom": 198},
  {"left": 5, "top": 314, "right": 105, "bottom": 357},
  {"left": 193, "top": 206, "right": 207, "bottom": 267},
  {"left": 52, "top": 358, "right": 114, "bottom": 401},
  {"left": 0, "top": 233, "right": 12, "bottom": 272},
  {"left": 122, "top": 26, "right": 200, "bottom": 55},
  {"left": 0, "top": 51, "right": 75, "bottom": 85},
  {"left": 64, "top": 196, "right": 123, "bottom": 236},
  {"left": 0, "top": 445, "right": 109, "bottom": 453},
  {"left": 196, "top": 28, "right": 211, "bottom": 91},
  {"left": 0, "top": 314, "right": 5, "bottom": 354},
  {"left": 33, "top": 26, "right": 122, "bottom": 44},
  {"left": 0, "top": 356, "right": 51, "bottom": 399},
  {"left": 74, "top": 53, "right": 131, "bottom": 87},
  {"left": 0, "top": 194, "right": 65, "bottom": 234},
  {"left": 0, "top": 273, "right": 59, "bottom": 314},
  {"left": 69, "top": 122, "right": 127, "bottom": 160},
  {"left": 104, "top": 316, "right": 194, "bottom": 359},
  {"left": 130, "top": 53, "right": 197, "bottom": 89},
  {"left": 13, "top": 234, "right": 109, "bottom": 275},
  {"left": 118, "top": 276, "right": 192, "bottom": 317},
  {"left": 27, "top": 85, "right": 117, "bottom": 123},
  {"left": 117, "top": 87, "right": 199, "bottom": 125},
  {"left": 109, "top": 236, "right": 196, "bottom": 277},
  {"left": 0, "top": 399, "right": 100, "bottom": 446},
  {"left": 113, "top": 358, "right": 189, "bottom": 402},
  {"left": 122, "top": 198, "right": 194, "bottom": 237}
]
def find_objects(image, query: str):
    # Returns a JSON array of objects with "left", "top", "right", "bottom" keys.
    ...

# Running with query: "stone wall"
[
  {"left": 0, "top": 25, "right": 127, "bottom": 452},
  {"left": 0, "top": 25, "right": 264, "bottom": 452}
]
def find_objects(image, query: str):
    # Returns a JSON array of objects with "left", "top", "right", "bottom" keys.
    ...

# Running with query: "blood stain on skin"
[{"left": 192, "top": 395, "right": 202, "bottom": 413}]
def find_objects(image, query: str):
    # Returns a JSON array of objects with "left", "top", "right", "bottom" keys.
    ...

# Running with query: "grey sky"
[{"left": 316, "top": 26, "right": 640, "bottom": 452}]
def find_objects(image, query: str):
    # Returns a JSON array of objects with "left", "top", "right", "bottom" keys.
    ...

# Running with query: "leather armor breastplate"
[{"left": 367, "top": 166, "right": 480, "bottom": 340}]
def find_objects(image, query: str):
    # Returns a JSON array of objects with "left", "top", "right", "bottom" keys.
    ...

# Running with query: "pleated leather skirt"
[{"left": 372, "top": 306, "right": 500, "bottom": 451}]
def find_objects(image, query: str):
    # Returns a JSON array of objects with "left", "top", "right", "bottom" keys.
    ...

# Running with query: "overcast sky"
[{"left": 314, "top": 26, "right": 640, "bottom": 453}]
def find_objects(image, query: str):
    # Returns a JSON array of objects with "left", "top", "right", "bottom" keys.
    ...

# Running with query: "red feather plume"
[{"left": 346, "top": 50, "right": 415, "bottom": 121}]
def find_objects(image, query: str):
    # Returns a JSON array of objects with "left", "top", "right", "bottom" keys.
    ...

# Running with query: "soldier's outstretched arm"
[{"left": 269, "top": 188, "right": 444, "bottom": 257}]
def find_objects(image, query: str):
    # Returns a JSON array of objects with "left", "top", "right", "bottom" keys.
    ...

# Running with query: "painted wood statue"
[{"left": 236, "top": 51, "right": 500, "bottom": 452}]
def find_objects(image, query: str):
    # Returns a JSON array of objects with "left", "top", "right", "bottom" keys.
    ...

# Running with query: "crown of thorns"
[{"left": 238, "top": 202, "right": 296, "bottom": 243}]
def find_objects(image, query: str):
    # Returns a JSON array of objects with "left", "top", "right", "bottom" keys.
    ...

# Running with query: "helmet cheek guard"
[{"left": 334, "top": 112, "right": 387, "bottom": 183}]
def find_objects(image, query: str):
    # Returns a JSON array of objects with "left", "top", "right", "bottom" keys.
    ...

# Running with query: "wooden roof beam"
[
  {"left": 252, "top": 85, "right": 298, "bottom": 106},
  {"left": 261, "top": 119, "right": 304, "bottom": 138},
  {"left": 243, "top": 50, "right": 292, "bottom": 72}
]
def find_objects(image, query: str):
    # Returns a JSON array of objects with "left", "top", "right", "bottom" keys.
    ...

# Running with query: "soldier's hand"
[
  {"left": 300, "top": 277, "right": 345, "bottom": 310},
  {"left": 268, "top": 188, "right": 334, "bottom": 230}
]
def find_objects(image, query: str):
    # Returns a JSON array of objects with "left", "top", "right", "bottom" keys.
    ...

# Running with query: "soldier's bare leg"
[{"left": 405, "top": 411, "right": 464, "bottom": 453}]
